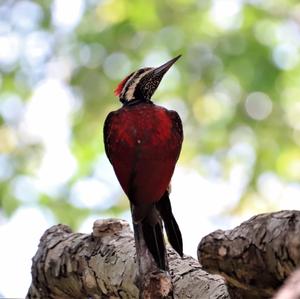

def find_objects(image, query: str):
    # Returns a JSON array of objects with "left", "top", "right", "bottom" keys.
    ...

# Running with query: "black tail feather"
[
  {"left": 157, "top": 191, "right": 183, "bottom": 257},
  {"left": 141, "top": 211, "right": 166, "bottom": 270}
]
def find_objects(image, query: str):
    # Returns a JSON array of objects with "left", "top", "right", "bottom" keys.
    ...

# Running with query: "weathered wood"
[
  {"left": 198, "top": 210, "right": 300, "bottom": 299},
  {"left": 27, "top": 219, "right": 230, "bottom": 299}
]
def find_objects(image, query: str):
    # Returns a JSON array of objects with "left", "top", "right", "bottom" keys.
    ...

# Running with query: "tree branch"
[
  {"left": 198, "top": 210, "right": 300, "bottom": 299},
  {"left": 27, "top": 218, "right": 230, "bottom": 299}
]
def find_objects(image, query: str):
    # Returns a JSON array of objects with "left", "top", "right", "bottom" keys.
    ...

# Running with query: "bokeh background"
[{"left": 1, "top": 0, "right": 300, "bottom": 296}]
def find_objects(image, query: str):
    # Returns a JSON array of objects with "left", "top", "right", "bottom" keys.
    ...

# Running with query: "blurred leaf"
[{"left": 1, "top": 0, "right": 300, "bottom": 225}]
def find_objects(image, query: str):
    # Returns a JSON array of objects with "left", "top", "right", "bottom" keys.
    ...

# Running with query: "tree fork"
[{"left": 26, "top": 218, "right": 229, "bottom": 299}]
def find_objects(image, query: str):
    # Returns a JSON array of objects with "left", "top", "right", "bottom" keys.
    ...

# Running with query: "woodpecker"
[{"left": 103, "top": 55, "right": 183, "bottom": 270}]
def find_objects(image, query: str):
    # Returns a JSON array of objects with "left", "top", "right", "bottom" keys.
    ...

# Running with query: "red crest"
[{"left": 114, "top": 74, "right": 132, "bottom": 96}]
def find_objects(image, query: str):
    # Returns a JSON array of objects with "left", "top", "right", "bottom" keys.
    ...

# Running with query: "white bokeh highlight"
[
  {"left": 52, "top": 0, "right": 85, "bottom": 30},
  {"left": 0, "top": 207, "right": 55, "bottom": 297},
  {"left": 245, "top": 92, "right": 273, "bottom": 120}
]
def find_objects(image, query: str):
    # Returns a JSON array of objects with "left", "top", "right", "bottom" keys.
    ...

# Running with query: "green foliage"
[{"left": 1, "top": 0, "right": 300, "bottom": 226}]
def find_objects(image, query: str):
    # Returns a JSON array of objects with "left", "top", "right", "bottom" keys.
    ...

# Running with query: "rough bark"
[
  {"left": 27, "top": 218, "right": 230, "bottom": 299},
  {"left": 198, "top": 210, "right": 300, "bottom": 299}
]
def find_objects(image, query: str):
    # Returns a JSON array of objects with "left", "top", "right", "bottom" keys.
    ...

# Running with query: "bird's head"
[{"left": 114, "top": 55, "right": 181, "bottom": 104}]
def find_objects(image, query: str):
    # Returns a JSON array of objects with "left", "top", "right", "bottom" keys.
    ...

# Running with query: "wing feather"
[{"left": 103, "top": 111, "right": 115, "bottom": 163}]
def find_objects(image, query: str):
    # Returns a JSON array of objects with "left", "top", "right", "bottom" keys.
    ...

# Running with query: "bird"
[{"left": 103, "top": 55, "right": 183, "bottom": 270}]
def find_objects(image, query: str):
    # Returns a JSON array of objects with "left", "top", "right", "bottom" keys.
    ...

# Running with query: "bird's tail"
[
  {"left": 156, "top": 191, "right": 183, "bottom": 257},
  {"left": 132, "top": 190, "right": 183, "bottom": 270},
  {"left": 141, "top": 207, "right": 167, "bottom": 270}
]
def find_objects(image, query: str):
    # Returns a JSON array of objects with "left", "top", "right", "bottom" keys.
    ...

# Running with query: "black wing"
[
  {"left": 169, "top": 110, "right": 183, "bottom": 142},
  {"left": 103, "top": 111, "right": 115, "bottom": 163},
  {"left": 156, "top": 190, "right": 183, "bottom": 257}
]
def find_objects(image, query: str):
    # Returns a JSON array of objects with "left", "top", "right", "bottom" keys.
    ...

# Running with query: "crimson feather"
[{"left": 114, "top": 74, "right": 131, "bottom": 96}]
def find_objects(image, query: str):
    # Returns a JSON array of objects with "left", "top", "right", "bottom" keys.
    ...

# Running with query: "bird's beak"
[{"left": 154, "top": 55, "right": 181, "bottom": 77}]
